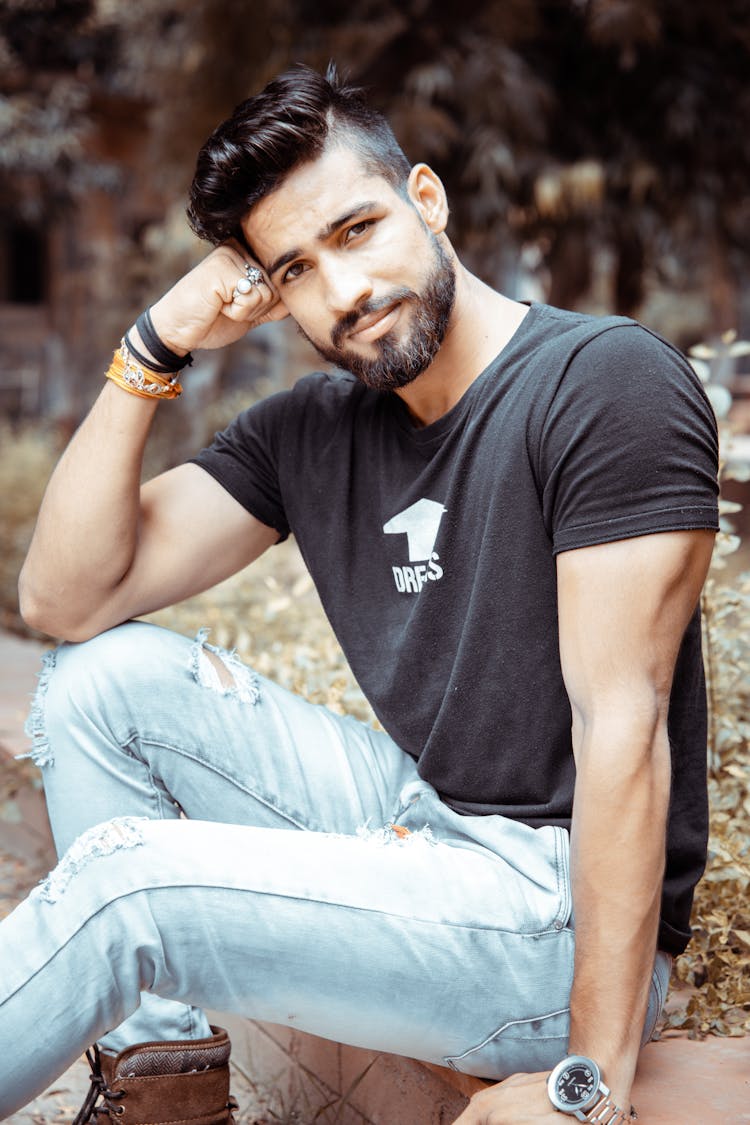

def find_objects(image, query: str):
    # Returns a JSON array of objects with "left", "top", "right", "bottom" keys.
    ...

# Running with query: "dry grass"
[{"left": 669, "top": 563, "right": 750, "bottom": 1037}]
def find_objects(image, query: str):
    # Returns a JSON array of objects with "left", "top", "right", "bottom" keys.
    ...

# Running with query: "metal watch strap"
[{"left": 580, "top": 1093, "right": 636, "bottom": 1123}]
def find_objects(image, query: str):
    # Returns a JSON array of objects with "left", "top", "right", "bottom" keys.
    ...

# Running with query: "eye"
[
  {"left": 281, "top": 261, "right": 308, "bottom": 284},
  {"left": 345, "top": 219, "right": 374, "bottom": 242}
]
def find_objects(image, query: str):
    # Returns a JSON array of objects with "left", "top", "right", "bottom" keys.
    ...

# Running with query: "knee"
[
  {"left": 32, "top": 815, "right": 150, "bottom": 904},
  {"left": 22, "top": 622, "right": 173, "bottom": 768},
  {"left": 190, "top": 628, "right": 260, "bottom": 704}
]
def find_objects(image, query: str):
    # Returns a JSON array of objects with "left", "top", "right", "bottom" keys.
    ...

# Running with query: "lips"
[{"left": 348, "top": 303, "right": 401, "bottom": 344}]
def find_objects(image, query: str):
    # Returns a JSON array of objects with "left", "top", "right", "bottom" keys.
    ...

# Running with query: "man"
[{"left": 0, "top": 64, "right": 718, "bottom": 1124}]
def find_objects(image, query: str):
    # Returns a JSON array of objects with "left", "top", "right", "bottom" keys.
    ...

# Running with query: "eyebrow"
[{"left": 265, "top": 201, "right": 379, "bottom": 279}]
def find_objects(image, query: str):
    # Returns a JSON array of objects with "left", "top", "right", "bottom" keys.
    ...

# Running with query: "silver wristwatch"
[{"left": 547, "top": 1055, "right": 634, "bottom": 1123}]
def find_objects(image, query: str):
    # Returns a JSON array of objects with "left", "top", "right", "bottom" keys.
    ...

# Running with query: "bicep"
[
  {"left": 90, "top": 463, "right": 279, "bottom": 632},
  {"left": 556, "top": 529, "right": 715, "bottom": 726}
]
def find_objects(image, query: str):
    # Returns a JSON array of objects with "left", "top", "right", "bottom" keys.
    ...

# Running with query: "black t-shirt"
[{"left": 192, "top": 303, "right": 719, "bottom": 954}]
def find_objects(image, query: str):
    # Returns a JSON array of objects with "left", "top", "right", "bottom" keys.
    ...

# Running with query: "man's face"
[{"left": 242, "top": 145, "right": 456, "bottom": 391}]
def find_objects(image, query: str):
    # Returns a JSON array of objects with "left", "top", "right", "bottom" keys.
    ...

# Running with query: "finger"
[
  {"left": 450, "top": 1094, "right": 491, "bottom": 1125},
  {"left": 232, "top": 264, "right": 265, "bottom": 298},
  {"left": 224, "top": 235, "right": 257, "bottom": 262},
  {"left": 449, "top": 1108, "right": 478, "bottom": 1125},
  {"left": 260, "top": 299, "right": 290, "bottom": 324},
  {"left": 208, "top": 244, "right": 257, "bottom": 294},
  {"left": 221, "top": 285, "right": 269, "bottom": 322},
  {"left": 228, "top": 281, "right": 265, "bottom": 310},
  {"left": 228, "top": 259, "right": 277, "bottom": 304}
]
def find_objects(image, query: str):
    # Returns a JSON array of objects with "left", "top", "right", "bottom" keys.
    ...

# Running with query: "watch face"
[{"left": 554, "top": 1059, "right": 598, "bottom": 1108}]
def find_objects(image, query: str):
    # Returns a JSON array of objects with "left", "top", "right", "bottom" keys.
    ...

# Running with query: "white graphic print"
[{"left": 383, "top": 498, "right": 446, "bottom": 593}]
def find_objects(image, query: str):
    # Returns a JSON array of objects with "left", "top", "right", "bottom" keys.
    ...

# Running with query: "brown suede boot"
[{"left": 71, "top": 1025, "right": 238, "bottom": 1125}]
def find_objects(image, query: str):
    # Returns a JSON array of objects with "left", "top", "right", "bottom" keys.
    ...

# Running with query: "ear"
[{"left": 406, "top": 164, "right": 449, "bottom": 234}]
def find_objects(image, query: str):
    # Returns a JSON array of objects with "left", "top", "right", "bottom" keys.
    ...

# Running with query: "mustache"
[{"left": 331, "top": 288, "right": 416, "bottom": 349}]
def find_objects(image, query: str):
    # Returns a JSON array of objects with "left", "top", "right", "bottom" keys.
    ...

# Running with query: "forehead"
[{"left": 242, "top": 144, "right": 401, "bottom": 261}]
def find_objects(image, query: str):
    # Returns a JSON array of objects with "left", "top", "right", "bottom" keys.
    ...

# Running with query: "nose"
[{"left": 320, "top": 257, "right": 372, "bottom": 316}]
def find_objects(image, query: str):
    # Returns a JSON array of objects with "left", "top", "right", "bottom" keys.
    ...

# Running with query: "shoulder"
[
  {"left": 220, "top": 370, "right": 365, "bottom": 441},
  {"left": 526, "top": 304, "right": 692, "bottom": 375},
  {"left": 290, "top": 369, "right": 362, "bottom": 403},
  {"left": 281, "top": 369, "right": 372, "bottom": 424},
  {"left": 565, "top": 317, "right": 698, "bottom": 383},
  {"left": 526, "top": 306, "right": 715, "bottom": 420}
]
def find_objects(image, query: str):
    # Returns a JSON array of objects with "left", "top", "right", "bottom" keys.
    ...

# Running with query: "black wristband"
[
  {"left": 123, "top": 331, "right": 177, "bottom": 375},
  {"left": 135, "top": 307, "right": 194, "bottom": 371}
]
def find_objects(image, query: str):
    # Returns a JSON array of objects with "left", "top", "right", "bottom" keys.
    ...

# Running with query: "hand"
[
  {"left": 451, "top": 1072, "right": 563, "bottom": 1124},
  {"left": 147, "top": 239, "right": 288, "bottom": 355}
]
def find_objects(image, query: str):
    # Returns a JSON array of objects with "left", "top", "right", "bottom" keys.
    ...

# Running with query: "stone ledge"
[
  {"left": 217, "top": 1015, "right": 750, "bottom": 1125},
  {"left": 215, "top": 1013, "right": 474, "bottom": 1123}
]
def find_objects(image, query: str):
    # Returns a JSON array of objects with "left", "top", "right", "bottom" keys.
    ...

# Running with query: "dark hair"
[{"left": 187, "top": 63, "right": 412, "bottom": 246}]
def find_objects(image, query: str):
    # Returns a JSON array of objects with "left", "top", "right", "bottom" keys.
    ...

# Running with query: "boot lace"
[{"left": 72, "top": 1045, "right": 126, "bottom": 1124}]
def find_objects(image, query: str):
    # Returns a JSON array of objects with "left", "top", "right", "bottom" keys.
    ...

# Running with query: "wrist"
[
  {"left": 547, "top": 1054, "right": 636, "bottom": 1122},
  {"left": 568, "top": 1015, "right": 639, "bottom": 1108},
  {"left": 126, "top": 325, "right": 164, "bottom": 370},
  {"left": 569, "top": 1047, "right": 634, "bottom": 1110},
  {"left": 129, "top": 306, "right": 194, "bottom": 379},
  {"left": 147, "top": 299, "right": 192, "bottom": 358}
]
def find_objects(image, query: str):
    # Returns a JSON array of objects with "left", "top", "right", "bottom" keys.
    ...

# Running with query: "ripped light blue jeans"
[{"left": 0, "top": 621, "right": 671, "bottom": 1115}]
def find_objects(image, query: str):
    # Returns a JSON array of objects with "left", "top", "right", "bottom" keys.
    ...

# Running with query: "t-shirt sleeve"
[
  {"left": 539, "top": 323, "right": 719, "bottom": 554},
  {"left": 189, "top": 390, "right": 291, "bottom": 541}
]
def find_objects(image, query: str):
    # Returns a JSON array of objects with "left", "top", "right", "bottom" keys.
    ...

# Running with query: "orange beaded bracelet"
[{"left": 104, "top": 340, "right": 183, "bottom": 400}]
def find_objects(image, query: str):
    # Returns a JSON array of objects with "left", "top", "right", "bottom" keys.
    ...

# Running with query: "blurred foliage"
[
  {"left": 661, "top": 335, "right": 750, "bottom": 1037},
  {"left": 2, "top": 0, "right": 750, "bottom": 322},
  {"left": 680, "top": 561, "right": 750, "bottom": 1036}
]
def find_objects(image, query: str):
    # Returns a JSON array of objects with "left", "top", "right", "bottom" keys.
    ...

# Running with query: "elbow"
[
  {"left": 574, "top": 697, "right": 672, "bottom": 784},
  {"left": 18, "top": 569, "right": 98, "bottom": 642},
  {"left": 18, "top": 568, "right": 52, "bottom": 634},
  {"left": 575, "top": 687, "right": 669, "bottom": 748}
]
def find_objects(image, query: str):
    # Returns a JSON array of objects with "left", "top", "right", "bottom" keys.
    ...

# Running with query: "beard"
[{"left": 298, "top": 236, "right": 457, "bottom": 392}]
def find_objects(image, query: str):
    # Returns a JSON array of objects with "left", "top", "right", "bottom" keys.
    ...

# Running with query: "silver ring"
[{"left": 232, "top": 264, "right": 264, "bottom": 302}]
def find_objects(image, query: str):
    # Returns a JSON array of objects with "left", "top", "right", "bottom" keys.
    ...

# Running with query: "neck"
[{"left": 394, "top": 261, "right": 529, "bottom": 427}]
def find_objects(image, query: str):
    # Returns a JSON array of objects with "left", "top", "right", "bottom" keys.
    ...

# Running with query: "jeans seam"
[
  {"left": 141, "top": 883, "right": 574, "bottom": 935},
  {"left": 135, "top": 737, "right": 321, "bottom": 832},
  {"left": 654, "top": 957, "right": 665, "bottom": 1012},
  {"left": 552, "top": 826, "right": 570, "bottom": 929},
  {"left": 121, "top": 734, "right": 182, "bottom": 822},
  {"left": 31, "top": 880, "right": 571, "bottom": 937},
  {"left": 443, "top": 1006, "right": 571, "bottom": 1069}
]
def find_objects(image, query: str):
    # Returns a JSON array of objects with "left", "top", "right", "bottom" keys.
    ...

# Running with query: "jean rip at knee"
[
  {"left": 189, "top": 628, "right": 260, "bottom": 705},
  {"left": 32, "top": 816, "right": 148, "bottom": 903}
]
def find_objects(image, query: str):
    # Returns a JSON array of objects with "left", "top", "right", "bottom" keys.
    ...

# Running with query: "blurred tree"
[
  {"left": 2, "top": 0, "right": 749, "bottom": 335},
  {"left": 291, "top": 0, "right": 750, "bottom": 330},
  {"left": 0, "top": 0, "right": 119, "bottom": 217}
]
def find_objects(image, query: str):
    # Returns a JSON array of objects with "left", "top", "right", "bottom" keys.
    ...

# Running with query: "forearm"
[
  {"left": 19, "top": 244, "right": 285, "bottom": 640},
  {"left": 19, "top": 373, "right": 159, "bottom": 638},
  {"left": 567, "top": 709, "right": 671, "bottom": 1108}
]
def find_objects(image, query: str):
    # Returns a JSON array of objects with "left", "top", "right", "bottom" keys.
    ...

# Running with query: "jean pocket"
[{"left": 444, "top": 1007, "right": 570, "bottom": 1080}]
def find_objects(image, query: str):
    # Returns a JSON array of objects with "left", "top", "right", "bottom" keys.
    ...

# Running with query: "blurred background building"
[{"left": 2, "top": 0, "right": 750, "bottom": 422}]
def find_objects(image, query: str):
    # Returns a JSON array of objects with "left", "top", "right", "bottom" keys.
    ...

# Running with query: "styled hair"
[{"left": 187, "top": 63, "right": 412, "bottom": 245}]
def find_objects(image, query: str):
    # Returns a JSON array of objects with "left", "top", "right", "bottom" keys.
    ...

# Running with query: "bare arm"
[
  {"left": 19, "top": 241, "right": 288, "bottom": 641},
  {"left": 452, "top": 527, "right": 714, "bottom": 1124},
  {"left": 558, "top": 529, "right": 714, "bottom": 1106}
]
